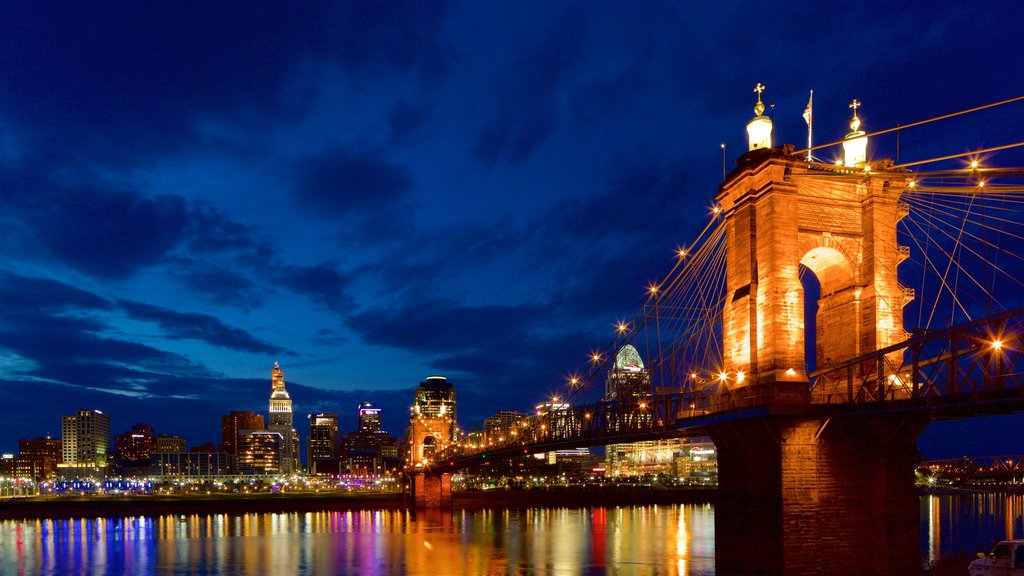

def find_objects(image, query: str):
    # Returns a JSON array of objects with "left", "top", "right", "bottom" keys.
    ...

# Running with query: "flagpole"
[{"left": 807, "top": 90, "right": 813, "bottom": 161}]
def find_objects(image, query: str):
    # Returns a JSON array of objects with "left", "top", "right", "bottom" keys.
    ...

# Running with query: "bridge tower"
[
  {"left": 708, "top": 93, "right": 924, "bottom": 575},
  {"left": 406, "top": 414, "right": 453, "bottom": 507},
  {"left": 718, "top": 105, "right": 910, "bottom": 405}
]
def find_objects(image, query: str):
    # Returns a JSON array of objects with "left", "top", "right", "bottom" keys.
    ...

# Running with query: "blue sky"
[{"left": 1, "top": 1, "right": 1023, "bottom": 459}]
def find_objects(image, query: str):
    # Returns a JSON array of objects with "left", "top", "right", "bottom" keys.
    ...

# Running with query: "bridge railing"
[{"left": 810, "top": 307, "right": 1024, "bottom": 406}]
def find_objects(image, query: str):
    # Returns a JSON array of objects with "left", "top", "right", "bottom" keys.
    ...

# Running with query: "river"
[{"left": 0, "top": 493, "right": 1017, "bottom": 574}]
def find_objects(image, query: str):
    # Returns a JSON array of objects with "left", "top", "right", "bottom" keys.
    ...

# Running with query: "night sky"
[{"left": 2, "top": 2, "right": 1023, "bottom": 460}]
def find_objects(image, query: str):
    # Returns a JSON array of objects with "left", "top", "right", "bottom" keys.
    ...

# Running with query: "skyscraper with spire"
[{"left": 267, "top": 361, "right": 299, "bottom": 474}]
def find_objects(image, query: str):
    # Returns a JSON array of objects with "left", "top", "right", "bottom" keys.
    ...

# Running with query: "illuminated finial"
[
  {"left": 753, "top": 83, "right": 766, "bottom": 117},
  {"left": 848, "top": 99, "right": 862, "bottom": 132},
  {"left": 747, "top": 83, "right": 772, "bottom": 150},
  {"left": 843, "top": 98, "right": 867, "bottom": 167}
]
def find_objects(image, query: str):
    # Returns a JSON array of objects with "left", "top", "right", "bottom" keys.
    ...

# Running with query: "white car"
[{"left": 970, "top": 540, "right": 1024, "bottom": 575}]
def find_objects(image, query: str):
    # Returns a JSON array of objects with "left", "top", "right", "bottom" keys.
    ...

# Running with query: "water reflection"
[
  {"left": 923, "top": 492, "right": 1024, "bottom": 563},
  {"left": 0, "top": 505, "right": 715, "bottom": 575}
]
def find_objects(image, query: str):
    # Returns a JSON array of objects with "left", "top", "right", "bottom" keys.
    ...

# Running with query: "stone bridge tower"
[
  {"left": 406, "top": 414, "right": 454, "bottom": 507},
  {"left": 717, "top": 98, "right": 911, "bottom": 405}
]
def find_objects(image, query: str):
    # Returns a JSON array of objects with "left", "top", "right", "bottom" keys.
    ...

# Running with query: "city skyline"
[{"left": 2, "top": 2, "right": 1024, "bottom": 458}]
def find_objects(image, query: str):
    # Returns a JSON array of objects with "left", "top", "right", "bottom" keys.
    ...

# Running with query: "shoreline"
[{"left": 0, "top": 487, "right": 715, "bottom": 520}]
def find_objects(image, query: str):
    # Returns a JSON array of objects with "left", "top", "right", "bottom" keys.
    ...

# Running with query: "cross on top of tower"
[
  {"left": 752, "top": 83, "right": 766, "bottom": 117},
  {"left": 848, "top": 99, "right": 862, "bottom": 132}
]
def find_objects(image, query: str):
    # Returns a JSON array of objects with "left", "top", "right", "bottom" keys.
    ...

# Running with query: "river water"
[{"left": 0, "top": 494, "right": 1018, "bottom": 575}]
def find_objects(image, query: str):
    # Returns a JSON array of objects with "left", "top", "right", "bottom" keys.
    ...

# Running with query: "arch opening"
[{"left": 799, "top": 245, "right": 861, "bottom": 372}]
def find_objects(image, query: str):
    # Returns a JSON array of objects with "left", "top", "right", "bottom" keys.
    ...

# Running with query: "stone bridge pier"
[
  {"left": 409, "top": 472, "right": 452, "bottom": 508},
  {"left": 709, "top": 412, "right": 926, "bottom": 575}
]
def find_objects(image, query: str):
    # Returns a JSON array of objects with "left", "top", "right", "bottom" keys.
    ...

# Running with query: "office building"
[
  {"left": 307, "top": 412, "right": 340, "bottom": 475},
  {"left": 268, "top": 362, "right": 298, "bottom": 474},
  {"left": 413, "top": 376, "right": 458, "bottom": 441},
  {"left": 60, "top": 409, "right": 111, "bottom": 469}
]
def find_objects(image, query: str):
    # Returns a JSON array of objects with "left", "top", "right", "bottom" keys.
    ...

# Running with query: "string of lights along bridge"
[{"left": 406, "top": 90, "right": 1024, "bottom": 472}]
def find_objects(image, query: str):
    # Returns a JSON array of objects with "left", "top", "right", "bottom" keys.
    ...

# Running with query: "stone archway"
[{"left": 717, "top": 147, "right": 911, "bottom": 403}]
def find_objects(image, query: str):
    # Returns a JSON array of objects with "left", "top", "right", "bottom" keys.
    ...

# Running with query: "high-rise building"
[
  {"left": 156, "top": 434, "right": 187, "bottom": 454},
  {"left": 413, "top": 376, "right": 458, "bottom": 441},
  {"left": 60, "top": 409, "right": 111, "bottom": 469},
  {"left": 237, "top": 430, "right": 282, "bottom": 474},
  {"left": 604, "top": 345, "right": 673, "bottom": 476},
  {"left": 114, "top": 423, "right": 156, "bottom": 475},
  {"left": 268, "top": 362, "right": 298, "bottom": 474},
  {"left": 358, "top": 402, "right": 382, "bottom": 433},
  {"left": 221, "top": 411, "right": 264, "bottom": 455},
  {"left": 345, "top": 403, "right": 398, "bottom": 474},
  {"left": 18, "top": 437, "right": 62, "bottom": 481},
  {"left": 307, "top": 413, "right": 340, "bottom": 475}
]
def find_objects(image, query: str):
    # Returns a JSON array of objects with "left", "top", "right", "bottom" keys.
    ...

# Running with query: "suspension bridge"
[{"left": 404, "top": 91, "right": 1024, "bottom": 575}]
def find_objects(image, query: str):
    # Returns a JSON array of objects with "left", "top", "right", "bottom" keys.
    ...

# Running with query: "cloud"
[
  {"left": 174, "top": 265, "right": 266, "bottom": 309},
  {"left": 322, "top": 1, "right": 454, "bottom": 80},
  {"left": 388, "top": 99, "right": 432, "bottom": 147},
  {"left": 473, "top": 8, "right": 587, "bottom": 166},
  {"left": 119, "top": 300, "right": 288, "bottom": 356},
  {"left": 275, "top": 261, "right": 353, "bottom": 313},
  {"left": 293, "top": 146, "right": 414, "bottom": 219},
  {"left": 0, "top": 271, "right": 111, "bottom": 313}
]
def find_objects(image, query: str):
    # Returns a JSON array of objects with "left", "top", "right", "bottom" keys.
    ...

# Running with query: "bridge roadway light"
[
  {"left": 992, "top": 340, "right": 1003, "bottom": 351},
  {"left": 719, "top": 372, "right": 728, "bottom": 382}
]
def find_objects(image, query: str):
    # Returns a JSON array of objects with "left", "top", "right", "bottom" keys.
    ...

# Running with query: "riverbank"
[{"left": 0, "top": 487, "right": 715, "bottom": 520}]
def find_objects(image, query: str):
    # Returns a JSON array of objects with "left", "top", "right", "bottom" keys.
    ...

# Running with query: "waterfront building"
[
  {"left": 113, "top": 423, "right": 157, "bottom": 476},
  {"left": 151, "top": 451, "right": 233, "bottom": 478},
  {"left": 307, "top": 412, "right": 340, "bottom": 475},
  {"left": 675, "top": 442, "right": 718, "bottom": 485},
  {"left": 236, "top": 430, "right": 282, "bottom": 474},
  {"left": 220, "top": 410, "right": 263, "bottom": 469},
  {"left": 156, "top": 434, "right": 187, "bottom": 454},
  {"left": 603, "top": 346, "right": 681, "bottom": 476},
  {"left": 267, "top": 362, "right": 299, "bottom": 474},
  {"left": 59, "top": 409, "right": 111, "bottom": 471},
  {"left": 358, "top": 402, "right": 382, "bottom": 433},
  {"left": 345, "top": 403, "right": 398, "bottom": 474},
  {"left": 483, "top": 410, "right": 524, "bottom": 444},
  {"left": 413, "top": 376, "right": 458, "bottom": 442},
  {"left": 18, "top": 437, "right": 62, "bottom": 481}
]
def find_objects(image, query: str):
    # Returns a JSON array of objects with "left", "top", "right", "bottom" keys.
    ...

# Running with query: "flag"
[{"left": 802, "top": 91, "right": 813, "bottom": 126}]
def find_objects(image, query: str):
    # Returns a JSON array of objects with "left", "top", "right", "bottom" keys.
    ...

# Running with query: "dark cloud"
[
  {"left": 388, "top": 99, "right": 432, "bottom": 147},
  {"left": 119, "top": 300, "right": 288, "bottom": 356},
  {"left": 35, "top": 189, "right": 189, "bottom": 278},
  {"left": 186, "top": 203, "right": 273, "bottom": 259},
  {"left": 276, "top": 262, "right": 353, "bottom": 313},
  {"left": 0, "top": 271, "right": 110, "bottom": 313},
  {"left": 473, "top": 8, "right": 587, "bottom": 166},
  {"left": 293, "top": 146, "right": 414, "bottom": 218},
  {"left": 349, "top": 299, "right": 549, "bottom": 355},
  {"left": 175, "top": 265, "right": 265, "bottom": 309},
  {"left": 323, "top": 1, "right": 454, "bottom": 80},
  {"left": 0, "top": 3, "right": 327, "bottom": 162}
]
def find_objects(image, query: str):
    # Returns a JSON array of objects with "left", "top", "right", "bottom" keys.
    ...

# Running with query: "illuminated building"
[
  {"left": 307, "top": 412, "right": 340, "bottom": 475},
  {"left": 483, "top": 410, "right": 524, "bottom": 444},
  {"left": 152, "top": 452, "right": 232, "bottom": 478},
  {"left": 358, "top": 402, "right": 382, "bottom": 433},
  {"left": 604, "top": 346, "right": 685, "bottom": 476},
  {"left": 413, "top": 376, "right": 458, "bottom": 441},
  {"left": 345, "top": 403, "right": 398, "bottom": 474},
  {"left": 60, "top": 409, "right": 110, "bottom": 470},
  {"left": 675, "top": 442, "right": 718, "bottom": 485},
  {"left": 221, "top": 410, "right": 264, "bottom": 462},
  {"left": 236, "top": 431, "right": 282, "bottom": 474},
  {"left": 19, "top": 437, "right": 62, "bottom": 481},
  {"left": 267, "top": 361, "right": 299, "bottom": 474},
  {"left": 156, "top": 434, "right": 187, "bottom": 454},
  {"left": 113, "top": 423, "right": 156, "bottom": 476}
]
